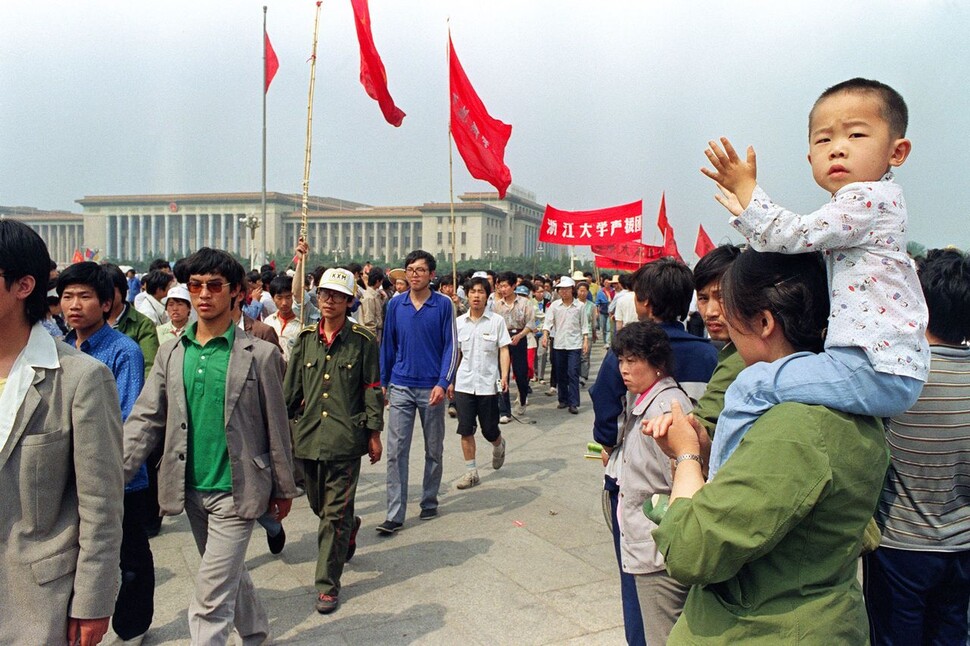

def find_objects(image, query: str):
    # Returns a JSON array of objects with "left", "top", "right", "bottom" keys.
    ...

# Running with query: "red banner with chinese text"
[
  {"left": 591, "top": 242, "right": 663, "bottom": 265},
  {"left": 540, "top": 200, "right": 642, "bottom": 245},
  {"left": 594, "top": 255, "right": 641, "bottom": 271}
]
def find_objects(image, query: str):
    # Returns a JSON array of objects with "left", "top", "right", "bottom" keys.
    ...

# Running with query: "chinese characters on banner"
[{"left": 539, "top": 200, "right": 642, "bottom": 245}]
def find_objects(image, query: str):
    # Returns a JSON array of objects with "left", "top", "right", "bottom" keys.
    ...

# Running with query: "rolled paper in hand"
[
  {"left": 642, "top": 493, "right": 670, "bottom": 525},
  {"left": 588, "top": 442, "right": 603, "bottom": 453}
]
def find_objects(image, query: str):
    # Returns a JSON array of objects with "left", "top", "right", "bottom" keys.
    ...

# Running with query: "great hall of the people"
[{"left": 3, "top": 184, "right": 562, "bottom": 267}]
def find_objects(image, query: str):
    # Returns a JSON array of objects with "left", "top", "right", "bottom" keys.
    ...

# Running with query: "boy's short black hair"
[
  {"left": 466, "top": 276, "right": 491, "bottom": 297},
  {"left": 102, "top": 263, "right": 128, "bottom": 301},
  {"left": 367, "top": 267, "right": 385, "bottom": 287},
  {"left": 496, "top": 271, "right": 517, "bottom": 287},
  {"left": 632, "top": 258, "right": 694, "bottom": 323},
  {"left": 918, "top": 249, "right": 970, "bottom": 345},
  {"left": 269, "top": 275, "right": 293, "bottom": 297},
  {"left": 144, "top": 270, "right": 172, "bottom": 296},
  {"left": 0, "top": 219, "right": 52, "bottom": 326},
  {"left": 693, "top": 244, "right": 742, "bottom": 291},
  {"left": 172, "top": 257, "right": 189, "bottom": 283},
  {"left": 182, "top": 247, "right": 245, "bottom": 289},
  {"left": 813, "top": 77, "right": 908, "bottom": 138},
  {"left": 404, "top": 249, "right": 436, "bottom": 272},
  {"left": 149, "top": 258, "right": 171, "bottom": 273},
  {"left": 56, "top": 262, "right": 115, "bottom": 318},
  {"left": 610, "top": 321, "right": 674, "bottom": 378}
]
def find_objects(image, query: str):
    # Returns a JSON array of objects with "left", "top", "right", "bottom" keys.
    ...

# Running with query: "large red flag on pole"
[
  {"left": 654, "top": 193, "right": 681, "bottom": 259},
  {"left": 351, "top": 0, "right": 405, "bottom": 127},
  {"left": 449, "top": 33, "right": 512, "bottom": 198},
  {"left": 695, "top": 224, "right": 715, "bottom": 258},
  {"left": 264, "top": 31, "right": 279, "bottom": 93}
]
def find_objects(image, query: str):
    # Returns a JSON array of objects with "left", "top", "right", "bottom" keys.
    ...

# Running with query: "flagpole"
[
  {"left": 446, "top": 24, "right": 457, "bottom": 288},
  {"left": 260, "top": 5, "right": 268, "bottom": 270},
  {"left": 295, "top": 0, "right": 323, "bottom": 327}
]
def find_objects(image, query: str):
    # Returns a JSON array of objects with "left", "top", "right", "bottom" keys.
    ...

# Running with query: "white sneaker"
[
  {"left": 514, "top": 403, "right": 526, "bottom": 416},
  {"left": 492, "top": 437, "right": 507, "bottom": 470},
  {"left": 546, "top": 387, "right": 557, "bottom": 396},
  {"left": 499, "top": 415, "right": 511, "bottom": 424},
  {"left": 456, "top": 469, "right": 480, "bottom": 489}
]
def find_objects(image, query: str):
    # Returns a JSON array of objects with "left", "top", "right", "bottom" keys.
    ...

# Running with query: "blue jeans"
[
  {"left": 863, "top": 546, "right": 970, "bottom": 645},
  {"left": 606, "top": 476, "right": 646, "bottom": 646},
  {"left": 386, "top": 384, "right": 446, "bottom": 524},
  {"left": 709, "top": 347, "right": 924, "bottom": 479},
  {"left": 598, "top": 312, "right": 612, "bottom": 345}
]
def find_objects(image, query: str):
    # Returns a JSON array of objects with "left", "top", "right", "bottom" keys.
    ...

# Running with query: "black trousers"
[
  {"left": 498, "top": 338, "right": 530, "bottom": 415},
  {"left": 113, "top": 488, "right": 155, "bottom": 640}
]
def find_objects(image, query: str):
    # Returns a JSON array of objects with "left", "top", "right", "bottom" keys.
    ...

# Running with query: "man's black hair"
[
  {"left": 404, "top": 249, "right": 436, "bottom": 272},
  {"left": 467, "top": 276, "right": 491, "bottom": 297},
  {"left": 268, "top": 275, "right": 293, "bottom": 297},
  {"left": 102, "top": 263, "right": 129, "bottom": 302},
  {"left": 618, "top": 273, "right": 633, "bottom": 290},
  {"left": 144, "top": 270, "right": 172, "bottom": 297},
  {"left": 148, "top": 258, "right": 171, "bottom": 273},
  {"left": 496, "top": 271, "right": 518, "bottom": 287},
  {"left": 692, "top": 244, "right": 742, "bottom": 291},
  {"left": 0, "top": 219, "right": 52, "bottom": 326},
  {"left": 172, "top": 257, "right": 189, "bottom": 283},
  {"left": 632, "top": 257, "right": 694, "bottom": 323},
  {"left": 182, "top": 247, "right": 245, "bottom": 289},
  {"left": 367, "top": 267, "right": 385, "bottom": 287},
  {"left": 813, "top": 77, "right": 908, "bottom": 138},
  {"left": 918, "top": 249, "right": 970, "bottom": 345},
  {"left": 56, "top": 262, "right": 115, "bottom": 319}
]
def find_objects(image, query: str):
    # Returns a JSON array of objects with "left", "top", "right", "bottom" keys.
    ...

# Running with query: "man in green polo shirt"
[{"left": 124, "top": 248, "right": 297, "bottom": 646}]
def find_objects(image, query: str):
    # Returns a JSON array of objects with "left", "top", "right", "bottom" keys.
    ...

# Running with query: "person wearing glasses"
[
  {"left": 283, "top": 267, "right": 384, "bottom": 615},
  {"left": 378, "top": 250, "right": 458, "bottom": 533},
  {"left": 123, "top": 248, "right": 298, "bottom": 645}
]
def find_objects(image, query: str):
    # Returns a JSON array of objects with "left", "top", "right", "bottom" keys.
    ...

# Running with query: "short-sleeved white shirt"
[{"left": 454, "top": 310, "right": 511, "bottom": 395}]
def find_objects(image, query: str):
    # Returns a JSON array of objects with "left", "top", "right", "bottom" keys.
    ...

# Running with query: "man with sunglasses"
[
  {"left": 123, "top": 248, "right": 297, "bottom": 645},
  {"left": 284, "top": 267, "right": 383, "bottom": 615},
  {"left": 378, "top": 250, "right": 457, "bottom": 533}
]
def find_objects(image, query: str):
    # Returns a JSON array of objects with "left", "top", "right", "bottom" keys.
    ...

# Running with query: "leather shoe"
[
  {"left": 419, "top": 508, "right": 438, "bottom": 520},
  {"left": 568, "top": 406, "right": 579, "bottom": 414},
  {"left": 316, "top": 593, "right": 339, "bottom": 614},
  {"left": 267, "top": 526, "right": 286, "bottom": 555}
]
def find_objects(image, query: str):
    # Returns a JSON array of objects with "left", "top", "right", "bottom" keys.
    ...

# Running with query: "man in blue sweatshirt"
[{"left": 378, "top": 250, "right": 458, "bottom": 533}]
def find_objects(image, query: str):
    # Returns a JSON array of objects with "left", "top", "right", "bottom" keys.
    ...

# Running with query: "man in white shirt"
[
  {"left": 612, "top": 274, "right": 638, "bottom": 332},
  {"left": 264, "top": 275, "right": 301, "bottom": 362},
  {"left": 543, "top": 276, "right": 590, "bottom": 414},
  {"left": 447, "top": 276, "right": 510, "bottom": 490},
  {"left": 135, "top": 270, "right": 175, "bottom": 326}
]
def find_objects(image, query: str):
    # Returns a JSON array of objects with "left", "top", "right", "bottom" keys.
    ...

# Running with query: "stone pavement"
[{"left": 123, "top": 343, "right": 624, "bottom": 645}]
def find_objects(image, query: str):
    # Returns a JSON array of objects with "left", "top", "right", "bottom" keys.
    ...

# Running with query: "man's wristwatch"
[{"left": 675, "top": 453, "right": 703, "bottom": 467}]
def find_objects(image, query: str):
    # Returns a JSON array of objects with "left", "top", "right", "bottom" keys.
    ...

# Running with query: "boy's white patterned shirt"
[{"left": 731, "top": 173, "right": 929, "bottom": 380}]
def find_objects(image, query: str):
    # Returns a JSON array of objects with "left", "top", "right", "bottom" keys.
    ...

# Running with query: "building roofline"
[{"left": 76, "top": 192, "right": 370, "bottom": 210}]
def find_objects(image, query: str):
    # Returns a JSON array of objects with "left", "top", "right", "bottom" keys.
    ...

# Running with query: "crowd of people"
[{"left": 2, "top": 76, "right": 968, "bottom": 646}]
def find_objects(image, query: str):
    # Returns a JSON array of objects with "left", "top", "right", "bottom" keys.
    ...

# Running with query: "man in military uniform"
[{"left": 283, "top": 267, "right": 384, "bottom": 615}]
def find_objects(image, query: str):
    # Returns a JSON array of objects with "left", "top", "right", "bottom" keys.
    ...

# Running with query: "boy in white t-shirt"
[{"left": 702, "top": 77, "right": 930, "bottom": 479}]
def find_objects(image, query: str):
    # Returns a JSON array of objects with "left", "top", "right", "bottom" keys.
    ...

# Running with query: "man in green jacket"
[
  {"left": 283, "top": 267, "right": 384, "bottom": 616},
  {"left": 105, "top": 264, "right": 159, "bottom": 380}
]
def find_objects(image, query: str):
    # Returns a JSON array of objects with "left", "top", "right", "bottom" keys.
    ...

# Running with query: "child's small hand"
[
  {"left": 701, "top": 137, "right": 757, "bottom": 211},
  {"left": 714, "top": 183, "right": 744, "bottom": 217}
]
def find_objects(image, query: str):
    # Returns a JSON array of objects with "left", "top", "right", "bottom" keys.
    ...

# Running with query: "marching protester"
[
  {"left": 542, "top": 275, "right": 589, "bottom": 414},
  {"left": 490, "top": 271, "right": 535, "bottom": 420}
]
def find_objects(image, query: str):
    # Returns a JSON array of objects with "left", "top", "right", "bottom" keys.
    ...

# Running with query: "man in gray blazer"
[
  {"left": 124, "top": 248, "right": 298, "bottom": 646},
  {"left": 0, "top": 220, "right": 124, "bottom": 646}
]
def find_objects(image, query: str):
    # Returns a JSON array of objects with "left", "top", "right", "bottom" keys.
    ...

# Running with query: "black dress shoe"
[
  {"left": 419, "top": 507, "right": 438, "bottom": 520},
  {"left": 568, "top": 406, "right": 579, "bottom": 414},
  {"left": 267, "top": 526, "right": 286, "bottom": 555},
  {"left": 376, "top": 520, "right": 402, "bottom": 535}
]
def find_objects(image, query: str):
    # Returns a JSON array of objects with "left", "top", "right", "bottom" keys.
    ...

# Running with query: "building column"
[{"left": 115, "top": 216, "right": 123, "bottom": 261}]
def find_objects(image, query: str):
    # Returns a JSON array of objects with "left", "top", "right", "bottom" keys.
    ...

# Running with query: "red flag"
[
  {"left": 695, "top": 224, "right": 715, "bottom": 258},
  {"left": 656, "top": 192, "right": 669, "bottom": 236},
  {"left": 71, "top": 248, "right": 83, "bottom": 264},
  {"left": 663, "top": 226, "right": 682, "bottom": 260},
  {"left": 264, "top": 31, "right": 279, "bottom": 93},
  {"left": 594, "top": 255, "right": 641, "bottom": 272},
  {"left": 591, "top": 242, "right": 663, "bottom": 265},
  {"left": 540, "top": 201, "right": 641, "bottom": 245},
  {"left": 449, "top": 34, "right": 512, "bottom": 198},
  {"left": 350, "top": 0, "right": 405, "bottom": 127}
]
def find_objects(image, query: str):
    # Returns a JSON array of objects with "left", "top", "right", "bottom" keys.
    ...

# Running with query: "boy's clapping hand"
[{"left": 701, "top": 137, "right": 757, "bottom": 212}]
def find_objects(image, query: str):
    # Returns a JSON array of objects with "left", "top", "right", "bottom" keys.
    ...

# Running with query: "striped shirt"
[{"left": 877, "top": 344, "right": 970, "bottom": 551}]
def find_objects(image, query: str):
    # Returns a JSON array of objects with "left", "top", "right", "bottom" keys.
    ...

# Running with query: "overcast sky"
[{"left": 1, "top": 1, "right": 967, "bottom": 253}]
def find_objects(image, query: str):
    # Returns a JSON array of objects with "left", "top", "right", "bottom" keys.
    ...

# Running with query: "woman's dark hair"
[
  {"left": 0, "top": 219, "right": 52, "bottom": 326},
  {"left": 181, "top": 247, "right": 245, "bottom": 289},
  {"left": 56, "top": 262, "right": 115, "bottom": 318},
  {"left": 722, "top": 250, "right": 829, "bottom": 353},
  {"left": 692, "top": 244, "right": 742, "bottom": 291},
  {"left": 144, "top": 270, "right": 172, "bottom": 297},
  {"left": 610, "top": 320, "right": 675, "bottom": 377},
  {"left": 466, "top": 276, "right": 491, "bottom": 297},
  {"left": 102, "top": 263, "right": 128, "bottom": 301},
  {"left": 918, "top": 249, "right": 970, "bottom": 345}
]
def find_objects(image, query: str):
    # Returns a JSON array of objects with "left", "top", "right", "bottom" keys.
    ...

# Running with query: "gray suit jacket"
[
  {"left": 0, "top": 341, "right": 124, "bottom": 644},
  {"left": 123, "top": 329, "right": 297, "bottom": 519}
]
